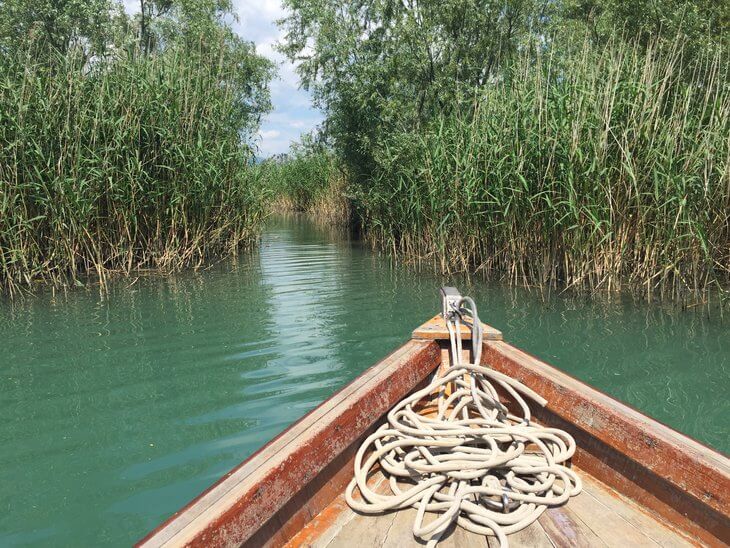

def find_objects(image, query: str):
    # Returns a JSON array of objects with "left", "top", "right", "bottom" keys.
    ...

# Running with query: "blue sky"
[
  {"left": 230, "top": 0, "right": 323, "bottom": 156},
  {"left": 122, "top": 0, "right": 322, "bottom": 157}
]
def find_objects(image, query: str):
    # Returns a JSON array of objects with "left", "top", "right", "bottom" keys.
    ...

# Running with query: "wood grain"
[
  {"left": 297, "top": 465, "right": 688, "bottom": 548},
  {"left": 412, "top": 314, "right": 502, "bottom": 341},
  {"left": 137, "top": 314, "right": 729, "bottom": 548},
  {"left": 483, "top": 340, "right": 730, "bottom": 546}
]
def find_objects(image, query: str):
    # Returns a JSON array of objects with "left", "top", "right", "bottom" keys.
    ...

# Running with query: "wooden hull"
[{"left": 138, "top": 316, "right": 729, "bottom": 547}]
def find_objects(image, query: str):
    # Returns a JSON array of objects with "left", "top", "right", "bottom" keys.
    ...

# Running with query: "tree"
[
  {"left": 558, "top": 0, "right": 729, "bottom": 55},
  {"left": 0, "top": 0, "right": 116, "bottom": 56},
  {"left": 278, "top": 0, "right": 548, "bottom": 176}
]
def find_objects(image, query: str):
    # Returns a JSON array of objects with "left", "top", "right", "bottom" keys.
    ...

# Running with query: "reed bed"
[
  {"left": 263, "top": 152, "right": 350, "bottom": 224},
  {"left": 358, "top": 40, "right": 729, "bottom": 299},
  {"left": 0, "top": 41, "right": 268, "bottom": 295}
]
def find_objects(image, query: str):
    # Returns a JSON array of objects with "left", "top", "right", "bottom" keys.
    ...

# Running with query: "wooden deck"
[
  {"left": 287, "top": 469, "right": 695, "bottom": 547},
  {"left": 411, "top": 314, "right": 503, "bottom": 342}
]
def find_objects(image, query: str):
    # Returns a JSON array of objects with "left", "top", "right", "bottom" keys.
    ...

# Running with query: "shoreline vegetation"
[
  {"left": 0, "top": 0, "right": 273, "bottom": 296},
  {"left": 357, "top": 41, "right": 730, "bottom": 301},
  {"left": 1, "top": 0, "right": 728, "bottom": 303},
  {"left": 278, "top": 0, "right": 729, "bottom": 302},
  {"left": 259, "top": 144, "right": 351, "bottom": 225}
]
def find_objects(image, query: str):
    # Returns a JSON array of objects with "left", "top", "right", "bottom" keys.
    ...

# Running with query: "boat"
[{"left": 137, "top": 288, "right": 729, "bottom": 547}]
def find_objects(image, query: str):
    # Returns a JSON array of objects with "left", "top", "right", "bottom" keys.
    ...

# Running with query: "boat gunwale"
[
  {"left": 482, "top": 339, "right": 729, "bottom": 546},
  {"left": 484, "top": 340, "right": 729, "bottom": 468}
]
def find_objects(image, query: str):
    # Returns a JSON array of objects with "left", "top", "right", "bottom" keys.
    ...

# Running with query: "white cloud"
[
  {"left": 234, "top": 0, "right": 286, "bottom": 33},
  {"left": 231, "top": 1, "right": 324, "bottom": 156},
  {"left": 121, "top": 0, "right": 139, "bottom": 14}
]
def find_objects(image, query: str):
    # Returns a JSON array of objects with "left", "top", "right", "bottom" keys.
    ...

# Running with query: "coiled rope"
[{"left": 345, "top": 296, "right": 581, "bottom": 546}]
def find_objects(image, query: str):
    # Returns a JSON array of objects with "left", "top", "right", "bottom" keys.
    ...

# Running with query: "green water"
[{"left": 1, "top": 215, "right": 728, "bottom": 546}]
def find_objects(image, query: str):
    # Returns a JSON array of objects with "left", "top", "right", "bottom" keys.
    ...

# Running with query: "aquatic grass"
[
  {"left": 0, "top": 39, "right": 270, "bottom": 295},
  {"left": 358, "top": 39, "right": 729, "bottom": 300},
  {"left": 262, "top": 151, "right": 351, "bottom": 224}
]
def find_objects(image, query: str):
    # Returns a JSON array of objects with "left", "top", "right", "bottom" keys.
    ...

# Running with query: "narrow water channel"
[{"left": 2, "top": 215, "right": 728, "bottom": 546}]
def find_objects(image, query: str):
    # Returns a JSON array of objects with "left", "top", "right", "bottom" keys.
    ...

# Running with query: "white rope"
[{"left": 345, "top": 297, "right": 582, "bottom": 547}]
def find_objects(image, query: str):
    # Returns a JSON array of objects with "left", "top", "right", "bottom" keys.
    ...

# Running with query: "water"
[{"left": 1, "top": 215, "right": 728, "bottom": 546}]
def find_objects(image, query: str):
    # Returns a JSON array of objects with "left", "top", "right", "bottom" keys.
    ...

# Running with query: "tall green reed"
[
  {"left": 261, "top": 151, "right": 350, "bottom": 223},
  {"left": 0, "top": 40, "right": 269, "bottom": 295},
  {"left": 358, "top": 39, "right": 729, "bottom": 300}
]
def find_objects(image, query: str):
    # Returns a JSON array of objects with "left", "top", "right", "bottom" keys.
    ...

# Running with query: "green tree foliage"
[
  {"left": 0, "top": 0, "right": 117, "bottom": 55},
  {"left": 280, "top": 0, "right": 728, "bottom": 174},
  {"left": 559, "top": 0, "right": 729, "bottom": 54},
  {"left": 279, "top": 0, "right": 548, "bottom": 176}
]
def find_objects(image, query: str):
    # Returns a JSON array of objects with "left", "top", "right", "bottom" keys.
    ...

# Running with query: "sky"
[
  {"left": 230, "top": 0, "right": 323, "bottom": 157},
  {"left": 122, "top": 0, "right": 322, "bottom": 157}
]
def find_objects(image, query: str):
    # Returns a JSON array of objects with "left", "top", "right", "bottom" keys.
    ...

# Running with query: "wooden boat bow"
[{"left": 138, "top": 314, "right": 730, "bottom": 547}]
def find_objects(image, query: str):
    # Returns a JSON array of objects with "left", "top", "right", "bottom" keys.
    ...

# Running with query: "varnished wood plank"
[
  {"left": 289, "top": 497, "right": 357, "bottom": 548},
  {"left": 439, "top": 521, "right": 490, "bottom": 548},
  {"left": 355, "top": 506, "right": 492, "bottom": 548},
  {"left": 579, "top": 475, "right": 693, "bottom": 547},
  {"left": 285, "top": 473, "right": 389, "bottom": 548},
  {"left": 539, "top": 505, "right": 607, "bottom": 547},
  {"left": 288, "top": 468, "right": 692, "bottom": 548},
  {"left": 566, "top": 491, "right": 659, "bottom": 546},
  {"left": 507, "top": 519, "right": 555, "bottom": 547},
  {"left": 412, "top": 314, "right": 502, "bottom": 341},
  {"left": 326, "top": 512, "right": 398, "bottom": 548},
  {"left": 381, "top": 508, "right": 424, "bottom": 547}
]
